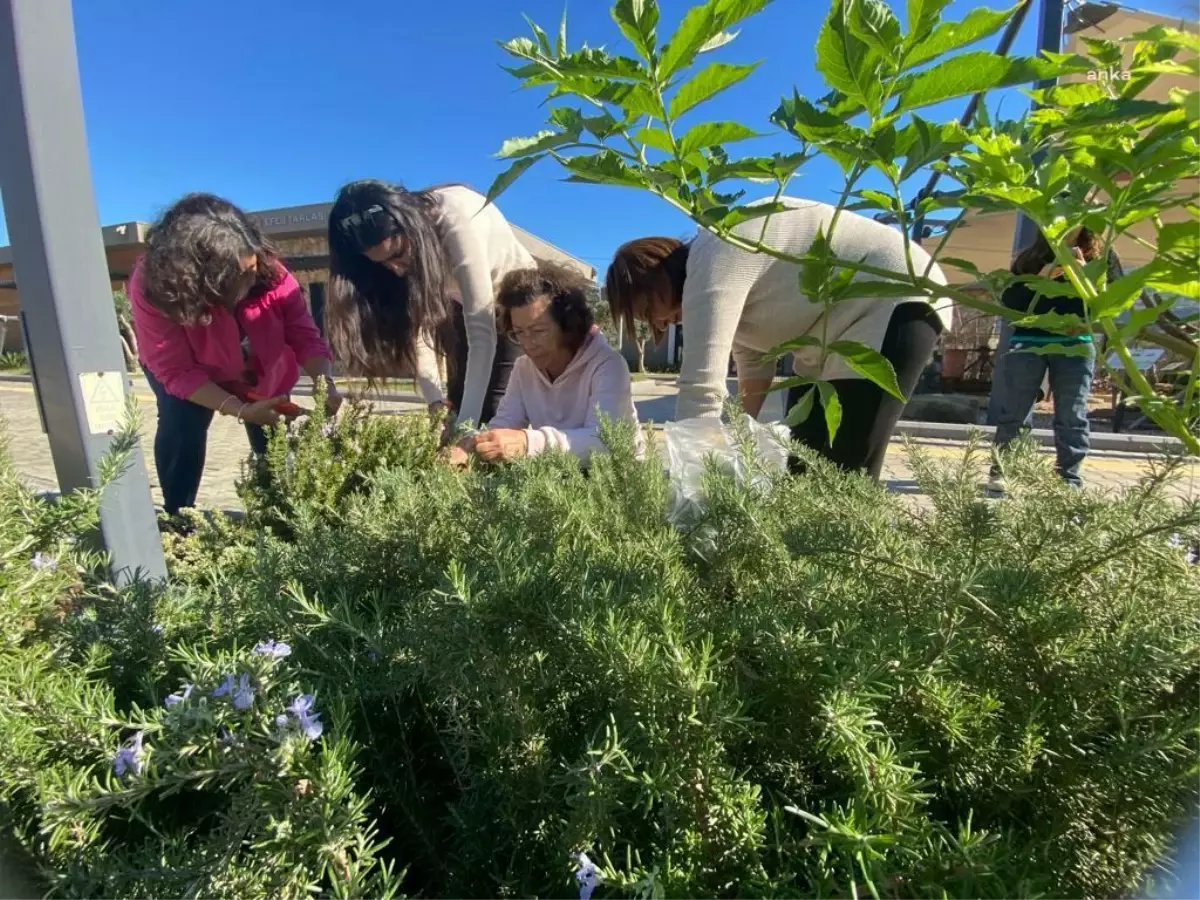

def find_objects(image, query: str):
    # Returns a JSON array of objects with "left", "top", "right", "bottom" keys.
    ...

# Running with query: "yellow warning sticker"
[{"left": 79, "top": 371, "right": 127, "bottom": 435}]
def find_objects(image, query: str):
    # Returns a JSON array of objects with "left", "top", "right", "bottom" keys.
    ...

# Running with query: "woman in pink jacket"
[{"left": 131, "top": 193, "right": 340, "bottom": 515}]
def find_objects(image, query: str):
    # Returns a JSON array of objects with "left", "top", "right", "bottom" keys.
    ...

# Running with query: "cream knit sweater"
[
  {"left": 676, "top": 197, "right": 954, "bottom": 421},
  {"left": 413, "top": 186, "right": 535, "bottom": 425}
]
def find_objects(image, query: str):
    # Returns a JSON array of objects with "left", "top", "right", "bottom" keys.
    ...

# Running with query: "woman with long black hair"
[{"left": 326, "top": 180, "right": 534, "bottom": 428}]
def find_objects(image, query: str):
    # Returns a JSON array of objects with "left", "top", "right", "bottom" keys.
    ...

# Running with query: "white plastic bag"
[{"left": 663, "top": 415, "right": 791, "bottom": 533}]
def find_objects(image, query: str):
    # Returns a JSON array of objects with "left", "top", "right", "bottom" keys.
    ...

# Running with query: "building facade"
[{"left": 0, "top": 201, "right": 594, "bottom": 356}]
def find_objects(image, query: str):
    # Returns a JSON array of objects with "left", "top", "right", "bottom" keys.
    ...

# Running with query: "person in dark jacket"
[{"left": 990, "top": 227, "right": 1122, "bottom": 489}]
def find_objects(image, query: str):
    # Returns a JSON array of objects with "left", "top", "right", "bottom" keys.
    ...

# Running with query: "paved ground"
[{"left": 0, "top": 378, "right": 1195, "bottom": 512}]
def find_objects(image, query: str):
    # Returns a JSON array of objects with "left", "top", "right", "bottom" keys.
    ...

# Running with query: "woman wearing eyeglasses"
[
  {"left": 131, "top": 193, "right": 340, "bottom": 516},
  {"left": 447, "top": 261, "right": 640, "bottom": 467},
  {"left": 326, "top": 180, "right": 534, "bottom": 429}
]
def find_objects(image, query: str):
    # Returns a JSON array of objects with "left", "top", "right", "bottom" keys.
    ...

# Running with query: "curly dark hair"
[
  {"left": 496, "top": 262, "right": 595, "bottom": 354},
  {"left": 325, "top": 179, "right": 458, "bottom": 379},
  {"left": 139, "top": 193, "right": 282, "bottom": 326}
]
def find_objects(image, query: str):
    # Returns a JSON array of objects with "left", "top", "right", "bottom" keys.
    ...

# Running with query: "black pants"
[
  {"left": 787, "top": 302, "right": 941, "bottom": 481},
  {"left": 145, "top": 369, "right": 267, "bottom": 515},
  {"left": 445, "top": 304, "right": 523, "bottom": 425}
]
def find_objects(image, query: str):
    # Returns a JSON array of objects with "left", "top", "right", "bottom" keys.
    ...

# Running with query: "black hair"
[{"left": 325, "top": 179, "right": 455, "bottom": 378}]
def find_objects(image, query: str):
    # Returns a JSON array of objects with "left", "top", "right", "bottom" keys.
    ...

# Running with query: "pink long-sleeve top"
[{"left": 130, "top": 259, "right": 331, "bottom": 400}]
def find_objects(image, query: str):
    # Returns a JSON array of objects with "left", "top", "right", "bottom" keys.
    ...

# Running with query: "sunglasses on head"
[{"left": 336, "top": 204, "right": 402, "bottom": 249}]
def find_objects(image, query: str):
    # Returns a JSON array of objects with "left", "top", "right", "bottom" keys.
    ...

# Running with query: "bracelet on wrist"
[
  {"left": 236, "top": 402, "right": 249, "bottom": 424},
  {"left": 218, "top": 395, "right": 239, "bottom": 416}
]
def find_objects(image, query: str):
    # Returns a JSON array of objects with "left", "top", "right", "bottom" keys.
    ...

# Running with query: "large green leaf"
[
  {"left": 659, "top": 0, "right": 774, "bottom": 79},
  {"left": 848, "top": 0, "right": 902, "bottom": 60},
  {"left": 1121, "top": 24, "right": 1200, "bottom": 54},
  {"left": 1159, "top": 221, "right": 1199, "bottom": 258},
  {"left": 635, "top": 125, "right": 676, "bottom": 153},
  {"left": 903, "top": 4, "right": 1019, "bottom": 69},
  {"left": 523, "top": 14, "right": 553, "bottom": 56},
  {"left": 784, "top": 384, "right": 817, "bottom": 426},
  {"left": 669, "top": 61, "right": 760, "bottom": 119},
  {"left": 560, "top": 151, "right": 649, "bottom": 188},
  {"left": 905, "top": 0, "right": 953, "bottom": 48},
  {"left": 816, "top": 0, "right": 882, "bottom": 112},
  {"left": 485, "top": 155, "right": 542, "bottom": 206},
  {"left": 716, "top": 201, "right": 791, "bottom": 231},
  {"left": 613, "top": 0, "right": 659, "bottom": 61},
  {"left": 678, "top": 121, "right": 761, "bottom": 156},
  {"left": 895, "top": 53, "right": 1077, "bottom": 112},
  {"left": 827, "top": 340, "right": 905, "bottom": 399},
  {"left": 496, "top": 130, "right": 577, "bottom": 159},
  {"left": 816, "top": 381, "right": 843, "bottom": 442},
  {"left": 772, "top": 91, "right": 861, "bottom": 142},
  {"left": 766, "top": 335, "right": 823, "bottom": 358},
  {"left": 1091, "top": 267, "right": 1154, "bottom": 320}
]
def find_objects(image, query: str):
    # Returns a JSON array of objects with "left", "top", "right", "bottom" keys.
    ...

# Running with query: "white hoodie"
[{"left": 488, "top": 329, "right": 639, "bottom": 463}]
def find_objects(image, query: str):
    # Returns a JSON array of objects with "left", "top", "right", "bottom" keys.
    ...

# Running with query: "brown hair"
[
  {"left": 496, "top": 261, "right": 594, "bottom": 354},
  {"left": 140, "top": 193, "right": 282, "bottom": 326},
  {"left": 604, "top": 237, "right": 690, "bottom": 345},
  {"left": 1011, "top": 227, "right": 1102, "bottom": 276}
]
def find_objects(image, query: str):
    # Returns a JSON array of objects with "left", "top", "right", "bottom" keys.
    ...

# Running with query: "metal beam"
[
  {"left": 909, "top": 0, "right": 1037, "bottom": 244},
  {"left": 0, "top": 0, "right": 166, "bottom": 580},
  {"left": 987, "top": 0, "right": 1066, "bottom": 425}
]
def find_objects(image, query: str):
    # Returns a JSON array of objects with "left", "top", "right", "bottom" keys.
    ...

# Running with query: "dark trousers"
[
  {"left": 787, "top": 302, "right": 941, "bottom": 480},
  {"left": 445, "top": 304, "right": 523, "bottom": 425},
  {"left": 145, "top": 369, "right": 267, "bottom": 515}
]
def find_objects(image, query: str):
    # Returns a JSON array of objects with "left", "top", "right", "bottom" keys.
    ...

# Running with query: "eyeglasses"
[{"left": 511, "top": 324, "right": 555, "bottom": 344}]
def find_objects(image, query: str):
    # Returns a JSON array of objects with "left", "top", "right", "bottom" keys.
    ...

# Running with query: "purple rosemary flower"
[
  {"left": 164, "top": 682, "right": 194, "bottom": 708},
  {"left": 574, "top": 852, "right": 599, "bottom": 900},
  {"left": 31, "top": 552, "right": 57, "bottom": 572},
  {"left": 112, "top": 731, "right": 144, "bottom": 777},
  {"left": 321, "top": 422, "right": 336, "bottom": 438},
  {"left": 253, "top": 639, "right": 292, "bottom": 660},
  {"left": 219, "top": 728, "right": 236, "bottom": 745},
  {"left": 151, "top": 623, "right": 165, "bottom": 634},
  {"left": 287, "top": 694, "right": 315, "bottom": 718},
  {"left": 298, "top": 712, "right": 324, "bottom": 740},
  {"left": 211, "top": 674, "right": 234, "bottom": 698},
  {"left": 275, "top": 713, "right": 290, "bottom": 729},
  {"left": 231, "top": 673, "right": 255, "bottom": 710},
  {"left": 282, "top": 694, "right": 324, "bottom": 741}
]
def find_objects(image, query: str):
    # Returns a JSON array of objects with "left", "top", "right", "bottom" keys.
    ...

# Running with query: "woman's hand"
[
  {"left": 442, "top": 445, "right": 471, "bottom": 468},
  {"left": 325, "top": 383, "right": 345, "bottom": 416},
  {"left": 238, "top": 396, "right": 286, "bottom": 428},
  {"left": 472, "top": 428, "right": 528, "bottom": 463}
]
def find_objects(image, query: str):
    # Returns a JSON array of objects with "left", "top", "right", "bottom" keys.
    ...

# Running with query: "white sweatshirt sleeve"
[
  {"left": 413, "top": 331, "right": 444, "bottom": 404},
  {"left": 525, "top": 354, "right": 633, "bottom": 463},
  {"left": 440, "top": 211, "right": 498, "bottom": 428},
  {"left": 488, "top": 363, "right": 530, "bottom": 429},
  {"left": 675, "top": 236, "right": 765, "bottom": 420}
]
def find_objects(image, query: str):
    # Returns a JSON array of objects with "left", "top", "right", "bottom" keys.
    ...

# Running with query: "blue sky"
[{"left": 0, "top": 0, "right": 1194, "bottom": 272}]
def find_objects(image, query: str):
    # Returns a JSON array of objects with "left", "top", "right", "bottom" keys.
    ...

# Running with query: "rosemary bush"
[{"left": 4, "top": 405, "right": 1195, "bottom": 898}]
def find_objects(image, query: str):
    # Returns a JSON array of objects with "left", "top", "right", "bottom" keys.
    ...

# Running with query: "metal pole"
[
  {"left": 986, "top": 0, "right": 1066, "bottom": 425},
  {"left": 909, "top": 0, "right": 1037, "bottom": 244},
  {"left": 0, "top": 0, "right": 166, "bottom": 581}
]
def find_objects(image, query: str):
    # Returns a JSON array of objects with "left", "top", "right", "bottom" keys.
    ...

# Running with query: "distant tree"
[{"left": 112, "top": 290, "right": 138, "bottom": 372}]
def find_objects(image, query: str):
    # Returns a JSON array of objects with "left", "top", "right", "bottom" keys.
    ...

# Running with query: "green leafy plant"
[
  {"left": 0, "top": 350, "right": 28, "bottom": 372},
  {"left": 2, "top": 402, "right": 1198, "bottom": 897},
  {"left": 489, "top": 0, "right": 1199, "bottom": 450}
]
